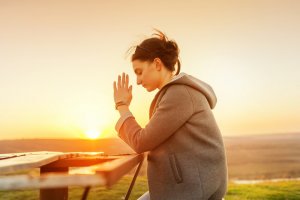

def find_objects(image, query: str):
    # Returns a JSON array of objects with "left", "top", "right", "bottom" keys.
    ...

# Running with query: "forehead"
[{"left": 132, "top": 60, "right": 150, "bottom": 71}]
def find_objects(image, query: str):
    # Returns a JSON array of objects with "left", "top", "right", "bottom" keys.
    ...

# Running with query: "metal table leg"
[
  {"left": 124, "top": 159, "right": 144, "bottom": 200},
  {"left": 81, "top": 159, "right": 144, "bottom": 200}
]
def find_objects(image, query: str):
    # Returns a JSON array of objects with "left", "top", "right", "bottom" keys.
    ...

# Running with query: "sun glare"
[{"left": 85, "top": 130, "right": 101, "bottom": 139}]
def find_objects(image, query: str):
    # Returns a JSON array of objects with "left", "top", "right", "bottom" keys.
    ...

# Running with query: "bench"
[{"left": 0, "top": 151, "right": 144, "bottom": 200}]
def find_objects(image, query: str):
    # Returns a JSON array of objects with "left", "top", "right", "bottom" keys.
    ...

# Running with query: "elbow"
[
  {"left": 121, "top": 127, "right": 152, "bottom": 154},
  {"left": 131, "top": 139, "right": 153, "bottom": 154},
  {"left": 132, "top": 144, "right": 148, "bottom": 154},
  {"left": 127, "top": 130, "right": 150, "bottom": 154}
]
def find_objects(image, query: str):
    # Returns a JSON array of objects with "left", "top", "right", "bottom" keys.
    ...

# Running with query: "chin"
[{"left": 146, "top": 87, "right": 156, "bottom": 92}]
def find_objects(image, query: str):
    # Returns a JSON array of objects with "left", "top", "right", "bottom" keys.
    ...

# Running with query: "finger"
[
  {"left": 125, "top": 74, "right": 129, "bottom": 88},
  {"left": 122, "top": 72, "right": 125, "bottom": 87},
  {"left": 118, "top": 75, "right": 121, "bottom": 88},
  {"left": 129, "top": 85, "right": 132, "bottom": 93},
  {"left": 113, "top": 81, "right": 117, "bottom": 93}
]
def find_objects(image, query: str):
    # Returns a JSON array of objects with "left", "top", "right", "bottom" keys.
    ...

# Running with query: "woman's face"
[{"left": 132, "top": 59, "right": 160, "bottom": 92}]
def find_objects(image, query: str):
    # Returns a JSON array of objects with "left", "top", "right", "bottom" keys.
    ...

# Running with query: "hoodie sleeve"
[{"left": 116, "top": 85, "right": 194, "bottom": 153}]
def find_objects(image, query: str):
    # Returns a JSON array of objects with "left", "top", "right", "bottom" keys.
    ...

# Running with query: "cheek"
[
  {"left": 140, "top": 71, "right": 147, "bottom": 81},
  {"left": 142, "top": 73, "right": 148, "bottom": 81},
  {"left": 142, "top": 67, "right": 153, "bottom": 80}
]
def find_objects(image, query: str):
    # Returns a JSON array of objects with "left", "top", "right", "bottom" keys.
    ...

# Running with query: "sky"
[{"left": 0, "top": 0, "right": 299, "bottom": 139}]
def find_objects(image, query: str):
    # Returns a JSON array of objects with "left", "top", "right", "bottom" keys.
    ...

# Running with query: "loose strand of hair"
[
  {"left": 125, "top": 45, "right": 136, "bottom": 60},
  {"left": 176, "top": 60, "right": 181, "bottom": 75},
  {"left": 152, "top": 28, "right": 168, "bottom": 42}
]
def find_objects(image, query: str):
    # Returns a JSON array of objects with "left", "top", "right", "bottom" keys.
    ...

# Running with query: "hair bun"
[{"left": 165, "top": 40, "right": 179, "bottom": 56}]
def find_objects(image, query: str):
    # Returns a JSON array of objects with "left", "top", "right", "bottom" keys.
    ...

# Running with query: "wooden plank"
[
  {"left": 0, "top": 152, "right": 70, "bottom": 174},
  {"left": 0, "top": 173, "right": 106, "bottom": 190},
  {"left": 0, "top": 152, "right": 104, "bottom": 174},
  {"left": 0, "top": 153, "right": 26, "bottom": 160},
  {"left": 42, "top": 156, "right": 112, "bottom": 168},
  {"left": 95, "top": 154, "right": 144, "bottom": 187}
]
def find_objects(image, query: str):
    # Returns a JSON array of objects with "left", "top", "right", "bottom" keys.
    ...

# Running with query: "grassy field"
[{"left": 0, "top": 175, "right": 299, "bottom": 200}]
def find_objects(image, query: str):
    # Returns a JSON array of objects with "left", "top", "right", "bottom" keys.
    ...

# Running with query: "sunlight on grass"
[{"left": 0, "top": 176, "right": 299, "bottom": 200}]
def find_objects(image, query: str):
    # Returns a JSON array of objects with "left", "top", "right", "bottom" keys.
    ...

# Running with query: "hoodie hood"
[{"left": 163, "top": 72, "right": 217, "bottom": 109}]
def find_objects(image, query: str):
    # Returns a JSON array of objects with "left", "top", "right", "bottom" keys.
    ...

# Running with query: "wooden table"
[{"left": 0, "top": 151, "right": 144, "bottom": 200}]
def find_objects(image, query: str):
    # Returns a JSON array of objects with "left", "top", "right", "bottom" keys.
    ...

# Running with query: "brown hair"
[{"left": 129, "top": 29, "right": 181, "bottom": 75}]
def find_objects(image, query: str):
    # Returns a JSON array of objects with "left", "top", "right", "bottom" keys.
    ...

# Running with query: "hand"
[{"left": 113, "top": 72, "right": 133, "bottom": 106}]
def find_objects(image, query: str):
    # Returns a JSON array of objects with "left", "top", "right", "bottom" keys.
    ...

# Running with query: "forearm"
[
  {"left": 117, "top": 105, "right": 130, "bottom": 116},
  {"left": 118, "top": 117, "right": 145, "bottom": 153},
  {"left": 115, "top": 104, "right": 134, "bottom": 133}
]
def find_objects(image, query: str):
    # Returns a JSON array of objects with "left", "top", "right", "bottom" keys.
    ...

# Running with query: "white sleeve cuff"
[{"left": 115, "top": 111, "right": 134, "bottom": 133}]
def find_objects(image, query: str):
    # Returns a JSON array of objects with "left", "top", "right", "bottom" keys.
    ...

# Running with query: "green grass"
[
  {"left": 226, "top": 180, "right": 300, "bottom": 200},
  {"left": 0, "top": 176, "right": 299, "bottom": 200}
]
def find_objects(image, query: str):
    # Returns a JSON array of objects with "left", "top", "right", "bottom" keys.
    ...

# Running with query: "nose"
[{"left": 136, "top": 77, "right": 142, "bottom": 85}]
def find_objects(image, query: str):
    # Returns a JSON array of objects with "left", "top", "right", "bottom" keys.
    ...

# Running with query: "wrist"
[
  {"left": 115, "top": 101, "right": 127, "bottom": 110},
  {"left": 117, "top": 105, "right": 130, "bottom": 116},
  {"left": 115, "top": 100, "right": 131, "bottom": 116}
]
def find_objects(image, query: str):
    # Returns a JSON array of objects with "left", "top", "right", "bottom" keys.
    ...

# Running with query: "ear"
[{"left": 154, "top": 58, "right": 162, "bottom": 71}]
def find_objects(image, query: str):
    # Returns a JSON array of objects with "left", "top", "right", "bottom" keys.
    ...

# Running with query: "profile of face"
[{"left": 132, "top": 59, "right": 162, "bottom": 92}]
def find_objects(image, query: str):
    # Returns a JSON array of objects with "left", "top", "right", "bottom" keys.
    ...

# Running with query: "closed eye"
[{"left": 135, "top": 69, "right": 142, "bottom": 75}]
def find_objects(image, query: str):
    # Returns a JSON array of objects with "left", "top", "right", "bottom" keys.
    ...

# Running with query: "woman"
[{"left": 113, "top": 30, "right": 228, "bottom": 200}]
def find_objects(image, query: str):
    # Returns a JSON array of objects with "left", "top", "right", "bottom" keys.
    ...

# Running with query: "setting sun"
[{"left": 85, "top": 130, "right": 101, "bottom": 139}]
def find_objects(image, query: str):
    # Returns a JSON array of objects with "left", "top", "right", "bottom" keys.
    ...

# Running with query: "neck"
[{"left": 158, "top": 72, "right": 175, "bottom": 90}]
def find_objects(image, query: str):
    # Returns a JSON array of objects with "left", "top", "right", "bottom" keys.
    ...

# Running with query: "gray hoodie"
[{"left": 116, "top": 72, "right": 228, "bottom": 200}]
